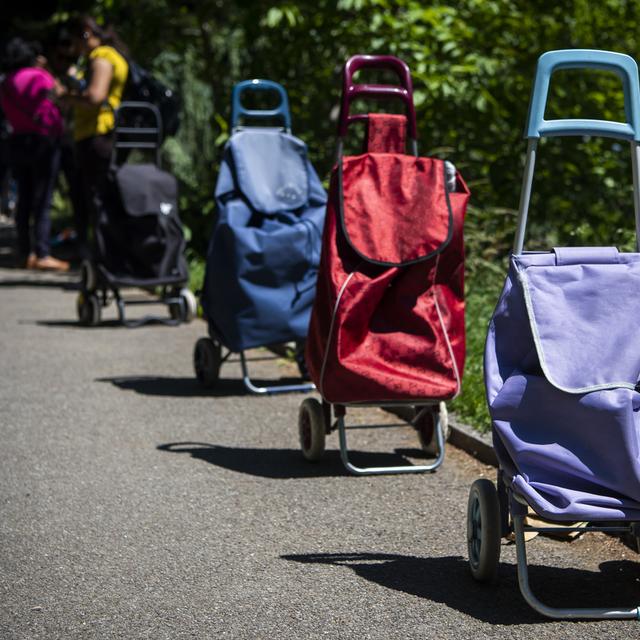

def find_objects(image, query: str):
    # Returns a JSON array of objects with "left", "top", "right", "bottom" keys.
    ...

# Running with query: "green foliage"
[
  {"left": 12, "top": 0, "right": 640, "bottom": 431},
  {"left": 450, "top": 270, "right": 504, "bottom": 434},
  {"left": 187, "top": 251, "right": 206, "bottom": 295}
]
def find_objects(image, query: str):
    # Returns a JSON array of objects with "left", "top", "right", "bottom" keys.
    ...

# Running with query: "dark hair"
[
  {"left": 2, "top": 37, "right": 42, "bottom": 72},
  {"left": 71, "top": 15, "right": 129, "bottom": 58}
]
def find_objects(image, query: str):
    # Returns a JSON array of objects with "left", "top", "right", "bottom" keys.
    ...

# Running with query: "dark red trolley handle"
[{"left": 337, "top": 54, "right": 418, "bottom": 143}]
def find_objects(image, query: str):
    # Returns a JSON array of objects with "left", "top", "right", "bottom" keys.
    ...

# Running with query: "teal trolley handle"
[
  {"left": 231, "top": 79, "right": 291, "bottom": 132},
  {"left": 526, "top": 49, "right": 640, "bottom": 140},
  {"left": 514, "top": 49, "right": 640, "bottom": 253}
]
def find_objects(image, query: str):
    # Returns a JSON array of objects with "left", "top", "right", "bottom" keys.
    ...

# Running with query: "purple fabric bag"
[{"left": 486, "top": 246, "right": 640, "bottom": 521}]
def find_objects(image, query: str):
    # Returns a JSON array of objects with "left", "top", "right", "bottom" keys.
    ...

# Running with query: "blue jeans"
[{"left": 10, "top": 134, "right": 61, "bottom": 259}]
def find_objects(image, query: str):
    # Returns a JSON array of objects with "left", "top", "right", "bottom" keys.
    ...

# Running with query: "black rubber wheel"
[
  {"left": 193, "top": 337, "right": 222, "bottom": 389},
  {"left": 80, "top": 260, "right": 96, "bottom": 292},
  {"left": 415, "top": 408, "right": 438, "bottom": 454},
  {"left": 298, "top": 398, "right": 325, "bottom": 462},
  {"left": 77, "top": 291, "right": 101, "bottom": 327},
  {"left": 467, "top": 478, "right": 502, "bottom": 583}
]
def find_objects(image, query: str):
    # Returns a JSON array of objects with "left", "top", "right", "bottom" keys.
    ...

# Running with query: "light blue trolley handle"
[
  {"left": 514, "top": 49, "right": 640, "bottom": 253},
  {"left": 231, "top": 79, "right": 291, "bottom": 132},
  {"left": 526, "top": 49, "right": 640, "bottom": 141}
]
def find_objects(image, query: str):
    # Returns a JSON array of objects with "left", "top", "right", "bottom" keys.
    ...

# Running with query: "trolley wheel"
[
  {"left": 294, "top": 340, "right": 310, "bottom": 380},
  {"left": 193, "top": 337, "right": 222, "bottom": 388},
  {"left": 298, "top": 398, "right": 325, "bottom": 462},
  {"left": 180, "top": 288, "right": 197, "bottom": 322},
  {"left": 77, "top": 291, "right": 101, "bottom": 327},
  {"left": 415, "top": 402, "right": 450, "bottom": 454},
  {"left": 80, "top": 259, "right": 97, "bottom": 292},
  {"left": 467, "top": 478, "right": 502, "bottom": 583},
  {"left": 415, "top": 407, "right": 438, "bottom": 454},
  {"left": 438, "top": 401, "right": 449, "bottom": 437},
  {"left": 169, "top": 288, "right": 197, "bottom": 323}
]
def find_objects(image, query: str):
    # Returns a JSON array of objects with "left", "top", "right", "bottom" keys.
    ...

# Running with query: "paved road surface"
[{"left": 1, "top": 268, "right": 639, "bottom": 639}]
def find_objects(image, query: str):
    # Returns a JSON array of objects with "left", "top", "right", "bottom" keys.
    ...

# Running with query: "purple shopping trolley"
[{"left": 467, "top": 49, "right": 640, "bottom": 620}]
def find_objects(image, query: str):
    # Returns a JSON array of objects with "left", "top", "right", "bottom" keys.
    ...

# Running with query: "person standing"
[
  {"left": 0, "top": 38, "right": 69, "bottom": 270},
  {"left": 64, "top": 16, "right": 129, "bottom": 258}
]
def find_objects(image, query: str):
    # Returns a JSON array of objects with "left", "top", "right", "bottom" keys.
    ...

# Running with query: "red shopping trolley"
[{"left": 298, "top": 54, "right": 470, "bottom": 475}]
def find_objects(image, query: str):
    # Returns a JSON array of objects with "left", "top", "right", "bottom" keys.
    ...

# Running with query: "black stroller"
[{"left": 76, "top": 102, "right": 194, "bottom": 327}]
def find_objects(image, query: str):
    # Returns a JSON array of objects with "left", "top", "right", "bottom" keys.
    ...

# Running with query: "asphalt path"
[{"left": 1, "top": 268, "right": 639, "bottom": 639}]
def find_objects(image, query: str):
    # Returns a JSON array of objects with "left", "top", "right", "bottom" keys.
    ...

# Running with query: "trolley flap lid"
[
  {"left": 338, "top": 155, "right": 453, "bottom": 266},
  {"left": 229, "top": 129, "right": 310, "bottom": 214},
  {"left": 515, "top": 248, "right": 640, "bottom": 392},
  {"left": 115, "top": 163, "right": 178, "bottom": 217}
]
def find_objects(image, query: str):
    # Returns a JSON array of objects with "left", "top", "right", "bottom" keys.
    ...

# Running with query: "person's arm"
[
  {"left": 61, "top": 56, "right": 113, "bottom": 106},
  {"left": 83, "top": 56, "right": 112, "bottom": 105}
]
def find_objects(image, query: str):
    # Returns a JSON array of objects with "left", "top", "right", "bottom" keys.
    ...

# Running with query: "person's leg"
[
  {"left": 0, "top": 139, "right": 9, "bottom": 217},
  {"left": 31, "top": 138, "right": 61, "bottom": 259},
  {"left": 9, "top": 135, "right": 35, "bottom": 263},
  {"left": 59, "top": 138, "right": 83, "bottom": 234},
  {"left": 74, "top": 134, "right": 112, "bottom": 258},
  {"left": 87, "top": 134, "right": 113, "bottom": 214},
  {"left": 74, "top": 138, "right": 92, "bottom": 256}
]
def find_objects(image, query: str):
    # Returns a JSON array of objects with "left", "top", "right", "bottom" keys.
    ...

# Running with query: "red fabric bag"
[{"left": 306, "top": 113, "right": 469, "bottom": 404}]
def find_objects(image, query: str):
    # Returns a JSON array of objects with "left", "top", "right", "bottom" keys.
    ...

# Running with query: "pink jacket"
[{"left": 0, "top": 67, "right": 63, "bottom": 137}]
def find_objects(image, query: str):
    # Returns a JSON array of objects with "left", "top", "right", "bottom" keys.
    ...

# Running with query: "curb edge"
[{"left": 387, "top": 406, "right": 497, "bottom": 468}]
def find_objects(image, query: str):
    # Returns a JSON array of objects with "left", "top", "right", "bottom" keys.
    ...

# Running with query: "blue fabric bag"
[{"left": 202, "top": 127, "right": 327, "bottom": 351}]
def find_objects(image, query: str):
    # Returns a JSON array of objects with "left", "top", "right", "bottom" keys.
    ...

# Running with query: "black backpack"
[{"left": 123, "top": 60, "right": 181, "bottom": 139}]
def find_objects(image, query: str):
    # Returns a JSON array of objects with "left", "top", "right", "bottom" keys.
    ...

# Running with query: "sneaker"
[{"left": 34, "top": 255, "right": 70, "bottom": 272}]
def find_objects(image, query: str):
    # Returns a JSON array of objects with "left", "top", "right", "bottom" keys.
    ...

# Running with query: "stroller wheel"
[
  {"left": 80, "top": 260, "right": 97, "bottom": 292},
  {"left": 194, "top": 337, "right": 222, "bottom": 388},
  {"left": 467, "top": 479, "right": 501, "bottom": 583},
  {"left": 298, "top": 398, "right": 325, "bottom": 462},
  {"left": 77, "top": 292, "right": 101, "bottom": 327}
]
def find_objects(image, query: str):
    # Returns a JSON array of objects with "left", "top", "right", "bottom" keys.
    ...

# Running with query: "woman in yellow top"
[{"left": 66, "top": 16, "right": 129, "bottom": 257}]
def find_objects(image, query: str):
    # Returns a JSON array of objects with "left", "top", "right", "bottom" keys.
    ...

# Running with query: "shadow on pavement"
[
  {"left": 0, "top": 277, "right": 78, "bottom": 290},
  {"left": 156, "top": 442, "right": 429, "bottom": 479},
  {"left": 36, "top": 319, "right": 121, "bottom": 328},
  {"left": 281, "top": 552, "right": 640, "bottom": 625},
  {"left": 39, "top": 317, "right": 180, "bottom": 329},
  {"left": 98, "top": 375, "right": 304, "bottom": 398},
  {"left": 157, "top": 441, "right": 346, "bottom": 478}
]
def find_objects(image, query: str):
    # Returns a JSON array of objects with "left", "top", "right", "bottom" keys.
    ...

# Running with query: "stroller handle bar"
[
  {"left": 231, "top": 79, "right": 291, "bottom": 131},
  {"left": 338, "top": 55, "right": 417, "bottom": 140},
  {"left": 525, "top": 49, "right": 640, "bottom": 141},
  {"left": 513, "top": 49, "right": 640, "bottom": 254}
]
